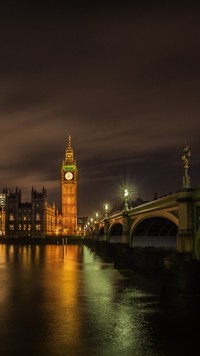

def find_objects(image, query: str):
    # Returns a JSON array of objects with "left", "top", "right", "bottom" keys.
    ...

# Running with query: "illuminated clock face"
[{"left": 64, "top": 172, "right": 73, "bottom": 180}]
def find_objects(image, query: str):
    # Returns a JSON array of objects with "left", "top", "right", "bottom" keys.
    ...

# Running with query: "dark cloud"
[{"left": 0, "top": 1, "right": 200, "bottom": 217}]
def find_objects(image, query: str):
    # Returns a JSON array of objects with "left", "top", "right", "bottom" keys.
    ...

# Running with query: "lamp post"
[
  {"left": 94, "top": 213, "right": 99, "bottom": 239},
  {"left": 104, "top": 204, "right": 109, "bottom": 241},
  {"left": 105, "top": 204, "right": 108, "bottom": 218},
  {"left": 181, "top": 142, "right": 191, "bottom": 189},
  {"left": 90, "top": 218, "right": 94, "bottom": 238},
  {"left": 124, "top": 189, "right": 129, "bottom": 211},
  {"left": 87, "top": 221, "right": 90, "bottom": 237}
]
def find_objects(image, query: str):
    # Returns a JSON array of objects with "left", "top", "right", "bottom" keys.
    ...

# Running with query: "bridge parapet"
[{"left": 129, "top": 192, "right": 179, "bottom": 216}]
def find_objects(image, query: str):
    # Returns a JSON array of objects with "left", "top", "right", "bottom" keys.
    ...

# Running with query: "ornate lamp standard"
[
  {"left": 124, "top": 189, "right": 129, "bottom": 211},
  {"left": 94, "top": 213, "right": 99, "bottom": 239},
  {"left": 105, "top": 204, "right": 109, "bottom": 218},
  {"left": 90, "top": 218, "right": 94, "bottom": 238},
  {"left": 181, "top": 142, "right": 191, "bottom": 189},
  {"left": 103, "top": 204, "right": 109, "bottom": 241},
  {"left": 87, "top": 221, "right": 90, "bottom": 237}
]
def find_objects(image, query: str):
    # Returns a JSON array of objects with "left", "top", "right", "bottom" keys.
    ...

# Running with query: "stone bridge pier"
[
  {"left": 160, "top": 189, "right": 200, "bottom": 307},
  {"left": 176, "top": 190, "right": 194, "bottom": 254}
]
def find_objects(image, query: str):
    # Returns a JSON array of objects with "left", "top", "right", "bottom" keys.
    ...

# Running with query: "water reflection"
[{"left": 0, "top": 244, "right": 199, "bottom": 355}]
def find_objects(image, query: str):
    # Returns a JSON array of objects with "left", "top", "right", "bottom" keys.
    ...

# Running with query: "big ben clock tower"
[{"left": 61, "top": 135, "right": 78, "bottom": 235}]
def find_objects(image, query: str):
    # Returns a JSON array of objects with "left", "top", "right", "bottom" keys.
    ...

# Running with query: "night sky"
[{"left": 0, "top": 2, "right": 200, "bottom": 217}]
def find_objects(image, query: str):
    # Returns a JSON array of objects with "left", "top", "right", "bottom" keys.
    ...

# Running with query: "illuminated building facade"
[
  {"left": 0, "top": 136, "right": 79, "bottom": 238},
  {"left": 1, "top": 187, "right": 56, "bottom": 237},
  {"left": 61, "top": 135, "right": 78, "bottom": 235}
]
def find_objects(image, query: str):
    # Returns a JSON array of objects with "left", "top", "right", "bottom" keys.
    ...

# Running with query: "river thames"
[{"left": 0, "top": 244, "right": 199, "bottom": 355}]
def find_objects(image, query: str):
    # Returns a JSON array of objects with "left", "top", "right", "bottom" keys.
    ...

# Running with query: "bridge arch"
[
  {"left": 108, "top": 222, "right": 123, "bottom": 243},
  {"left": 130, "top": 213, "right": 178, "bottom": 248}
]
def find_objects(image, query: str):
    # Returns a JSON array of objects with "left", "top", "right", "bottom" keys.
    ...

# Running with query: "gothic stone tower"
[{"left": 61, "top": 135, "right": 78, "bottom": 235}]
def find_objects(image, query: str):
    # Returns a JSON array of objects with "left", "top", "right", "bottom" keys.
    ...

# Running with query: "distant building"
[
  {"left": 77, "top": 216, "right": 88, "bottom": 236},
  {"left": 0, "top": 187, "right": 56, "bottom": 237}
]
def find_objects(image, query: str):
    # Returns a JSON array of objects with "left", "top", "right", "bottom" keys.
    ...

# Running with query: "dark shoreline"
[{"left": 0, "top": 236, "right": 84, "bottom": 245}]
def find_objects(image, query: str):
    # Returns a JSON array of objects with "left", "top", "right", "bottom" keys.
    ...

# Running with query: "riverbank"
[{"left": 0, "top": 236, "right": 84, "bottom": 245}]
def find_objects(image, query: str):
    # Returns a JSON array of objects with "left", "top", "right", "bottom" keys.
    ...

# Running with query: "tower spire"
[{"left": 65, "top": 134, "right": 74, "bottom": 163}]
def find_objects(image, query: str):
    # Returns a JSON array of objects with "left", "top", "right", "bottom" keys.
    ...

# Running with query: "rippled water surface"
[{"left": 0, "top": 244, "right": 199, "bottom": 355}]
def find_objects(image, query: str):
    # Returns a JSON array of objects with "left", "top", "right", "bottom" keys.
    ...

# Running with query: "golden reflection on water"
[
  {"left": 0, "top": 244, "right": 87, "bottom": 354},
  {"left": 0, "top": 244, "right": 164, "bottom": 355}
]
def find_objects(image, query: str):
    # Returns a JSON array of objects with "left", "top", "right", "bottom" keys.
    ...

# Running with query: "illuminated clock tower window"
[{"left": 61, "top": 135, "right": 78, "bottom": 235}]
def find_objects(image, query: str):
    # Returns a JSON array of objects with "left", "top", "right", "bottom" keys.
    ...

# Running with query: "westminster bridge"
[
  {"left": 88, "top": 188, "right": 200, "bottom": 260},
  {"left": 85, "top": 143, "right": 200, "bottom": 261}
]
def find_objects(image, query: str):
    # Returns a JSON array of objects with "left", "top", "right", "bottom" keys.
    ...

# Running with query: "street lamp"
[
  {"left": 181, "top": 142, "right": 191, "bottom": 189},
  {"left": 90, "top": 218, "right": 94, "bottom": 237},
  {"left": 105, "top": 204, "right": 109, "bottom": 218},
  {"left": 94, "top": 212, "right": 99, "bottom": 238},
  {"left": 95, "top": 212, "right": 99, "bottom": 223},
  {"left": 124, "top": 189, "right": 129, "bottom": 211}
]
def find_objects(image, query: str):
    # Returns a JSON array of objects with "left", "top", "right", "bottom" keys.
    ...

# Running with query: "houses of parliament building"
[{"left": 0, "top": 136, "right": 80, "bottom": 238}]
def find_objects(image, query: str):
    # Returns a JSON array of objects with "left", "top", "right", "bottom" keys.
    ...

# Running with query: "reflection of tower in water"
[{"left": 61, "top": 135, "right": 78, "bottom": 236}]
